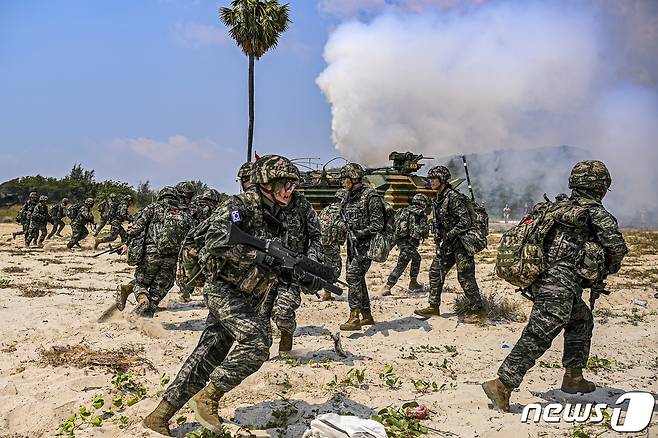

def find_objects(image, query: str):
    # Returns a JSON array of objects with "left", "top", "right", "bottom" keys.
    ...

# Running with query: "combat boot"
[
  {"left": 561, "top": 368, "right": 596, "bottom": 394},
  {"left": 408, "top": 278, "right": 423, "bottom": 292},
  {"left": 481, "top": 378, "right": 512, "bottom": 413},
  {"left": 339, "top": 309, "right": 361, "bottom": 331},
  {"left": 380, "top": 283, "right": 393, "bottom": 296},
  {"left": 188, "top": 383, "right": 224, "bottom": 434},
  {"left": 142, "top": 399, "right": 177, "bottom": 436},
  {"left": 320, "top": 290, "right": 333, "bottom": 301},
  {"left": 279, "top": 332, "right": 293, "bottom": 353},
  {"left": 414, "top": 305, "right": 440, "bottom": 319},
  {"left": 132, "top": 293, "right": 151, "bottom": 316},
  {"left": 360, "top": 309, "right": 375, "bottom": 325},
  {"left": 115, "top": 283, "right": 134, "bottom": 311}
]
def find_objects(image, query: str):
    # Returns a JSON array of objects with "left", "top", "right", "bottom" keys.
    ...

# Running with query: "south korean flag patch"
[{"left": 230, "top": 210, "right": 241, "bottom": 223}]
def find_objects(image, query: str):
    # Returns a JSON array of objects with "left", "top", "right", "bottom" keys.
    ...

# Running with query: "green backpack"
[
  {"left": 367, "top": 194, "right": 396, "bottom": 263},
  {"left": 149, "top": 206, "right": 193, "bottom": 255},
  {"left": 495, "top": 197, "right": 589, "bottom": 287}
]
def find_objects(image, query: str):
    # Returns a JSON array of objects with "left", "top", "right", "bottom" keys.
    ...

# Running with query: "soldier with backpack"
[
  {"left": 338, "top": 163, "right": 385, "bottom": 331},
  {"left": 117, "top": 185, "right": 194, "bottom": 317},
  {"left": 143, "top": 156, "right": 326, "bottom": 436},
  {"left": 318, "top": 190, "right": 348, "bottom": 301},
  {"left": 482, "top": 160, "right": 628, "bottom": 413},
  {"left": 94, "top": 195, "right": 133, "bottom": 249},
  {"left": 47, "top": 198, "right": 69, "bottom": 239},
  {"left": 94, "top": 193, "right": 117, "bottom": 236},
  {"left": 27, "top": 195, "right": 52, "bottom": 247},
  {"left": 381, "top": 193, "right": 430, "bottom": 296},
  {"left": 13, "top": 192, "right": 38, "bottom": 243},
  {"left": 414, "top": 165, "right": 485, "bottom": 323},
  {"left": 67, "top": 198, "right": 96, "bottom": 249}
]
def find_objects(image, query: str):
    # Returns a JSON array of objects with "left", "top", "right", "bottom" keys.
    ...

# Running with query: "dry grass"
[
  {"left": 453, "top": 290, "right": 527, "bottom": 323},
  {"left": 0, "top": 205, "right": 21, "bottom": 223},
  {"left": 624, "top": 231, "right": 658, "bottom": 256},
  {"left": 39, "top": 343, "right": 150, "bottom": 371}
]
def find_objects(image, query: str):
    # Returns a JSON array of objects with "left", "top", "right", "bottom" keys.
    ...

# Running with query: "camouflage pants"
[
  {"left": 47, "top": 219, "right": 65, "bottom": 238},
  {"left": 270, "top": 283, "right": 301, "bottom": 335},
  {"left": 324, "top": 245, "right": 342, "bottom": 280},
  {"left": 67, "top": 224, "right": 89, "bottom": 248},
  {"left": 94, "top": 217, "right": 109, "bottom": 236},
  {"left": 96, "top": 220, "right": 126, "bottom": 244},
  {"left": 387, "top": 239, "right": 421, "bottom": 285},
  {"left": 163, "top": 280, "right": 272, "bottom": 409},
  {"left": 133, "top": 248, "right": 177, "bottom": 307},
  {"left": 27, "top": 222, "right": 48, "bottom": 245},
  {"left": 428, "top": 243, "right": 482, "bottom": 309},
  {"left": 498, "top": 268, "right": 593, "bottom": 389},
  {"left": 346, "top": 241, "right": 372, "bottom": 311}
]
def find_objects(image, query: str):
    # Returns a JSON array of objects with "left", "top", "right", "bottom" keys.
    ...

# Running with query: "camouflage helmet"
[
  {"left": 84, "top": 197, "right": 95, "bottom": 206},
  {"left": 62, "top": 198, "right": 69, "bottom": 204},
  {"left": 200, "top": 188, "right": 222, "bottom": 203},
  {"left": 29, "top": 192, "right": 38, "bottom": 199},
  {"left": 158, "top": 186, "right": 179, "bottom": 201},
  {"left": 427, "top": 165, "right": 451, "bottom": 182},
  {"left": 39, "top": 195, "right": 48, "bottom": 202},
  {"left": 108, "top": 193, "right": 117, "bottom": 199},
  {"left": 411, "top": 193, "right": 430, "bottom": 207},
  {"left": 568, "top": 160, "right": 611, "bottom": 191},
  {"left": 123, "top": 194, "right": 133, "bottom": 203},
  {"left": 237, "top": 162, "right": 253, "bottom": 179},
  {"left": 340, "top": 163, "right": 365, "bottom": 179},
  {"left": 175, "top": 181, "right": 197, "bottom": 199},
  {"left": 250, "top": 155, "right": 299, "bottom": 184}
]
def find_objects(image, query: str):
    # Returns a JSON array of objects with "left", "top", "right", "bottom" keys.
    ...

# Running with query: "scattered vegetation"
[
  {"left": 278, "top": 353, "right": 301, "bottom": 367},
  {"left": 40, "top": 343, "right": 149, "bottom": 371},
  {"left": 411, "top": 379, "right": 457, "bottom": 393},
  {"left": 2, "top": 266, "right": 25, "bottom": 273},
  {"left": 0, "top": 278, "right": 12, "bottom": 288},
  {"left": 379, "top": 364, "right": 402, "bottom": 388},
  {"left": 538, "top": 360, "right": 561, "bottom": 369},
  {"left": 453, "top": 291, "right": 526, "bottom": 323},
  {"left": 586, "top": 355, "right": 620, "bottom": 374},
  {"left": 263, "top": 403, "right": 299, "bottom": 429},
  {"left": 326, "top": 368, "right": 366, "bottom": 389},
  {"left": 372, "top": 401, "right": 429, "bottom": 437}
]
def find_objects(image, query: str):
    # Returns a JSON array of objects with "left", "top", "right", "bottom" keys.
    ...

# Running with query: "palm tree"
[{"left": 220, "top": 0, "right": 291, "bottom": 162}]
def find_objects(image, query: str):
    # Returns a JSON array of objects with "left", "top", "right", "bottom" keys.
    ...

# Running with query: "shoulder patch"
[{"left": 231, "top": 210, "right": 241, "bottom": 223}]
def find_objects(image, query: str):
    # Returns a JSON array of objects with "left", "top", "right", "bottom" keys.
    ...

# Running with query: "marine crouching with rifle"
[{"left": 143, "top": 155, "right": 341, "bottom": 436}]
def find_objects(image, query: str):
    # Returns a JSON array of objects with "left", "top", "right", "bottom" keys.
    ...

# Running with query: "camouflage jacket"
[
  {"left": 342, "top": 184, "right": 385, "bottom": 244},
  {"left": 126, "top": 198, "right": 181, "bottom": 247},
  {"left": 545, "top": 189, "right": 628, "bottom": 275},
  {"left": 191, "top": 200, "right": 215, "bottom": 225},
  {"left": 279, "top": 191, "right": 323, "bottom": 262},
  {"left": 17, "top": 200, "right": 37, "bottom": 224},
  {"left": 72, "top": 205, "right": 94, "bottom": 227},
  {"left": 50, "top": 203, "right": 67, "bottom": 221},
  {"left": 395, "top": 204, "right": 429, "bottom": 242},
  {"left": 432, "top": 187, "right": 473, "bottom": 244},
  {"left": 319, "top": 202, "right": 347, "bottom": 247},
  {"left": 112, "top": 202, "right": 131, "bottom": 223},
  {"left": 30, "top": 203, "right": 52, "bottom": 225},
  {"left": 99, "top": 199, "right": 116, "bottom": 220}
]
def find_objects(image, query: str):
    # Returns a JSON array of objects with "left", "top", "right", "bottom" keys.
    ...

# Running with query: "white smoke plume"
[{"left": 316, "top": 0, "right": 658, "bottom": 224}]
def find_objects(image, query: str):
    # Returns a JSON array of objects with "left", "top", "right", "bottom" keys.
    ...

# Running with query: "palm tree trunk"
[{"left": 247, "top": 54, "right": 255, "bottom": 162}]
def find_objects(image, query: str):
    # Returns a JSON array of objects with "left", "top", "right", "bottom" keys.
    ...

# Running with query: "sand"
[{"left": 0, "top": 223, "right": 656, "bottom": 437}]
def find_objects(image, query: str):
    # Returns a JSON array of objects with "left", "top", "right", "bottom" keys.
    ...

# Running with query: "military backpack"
[
  {"left": 366, "top": 193, "right": 396, "bottom": 263},
  {"left": 66, "top": 203, "right": 83, "bottom": 222},
  {"left": 149, "top": 206, "right": 193, "bottom": 255}
]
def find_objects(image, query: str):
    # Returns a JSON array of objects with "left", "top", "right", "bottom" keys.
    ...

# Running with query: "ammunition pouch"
[
  {"left": 207, "top": 256, "right": 277, "bottom": 297},
  {"left": 127, "top": 234, "right": 146, "bottom": 266},
  {"left": 575, "top": 242, "right": 605, "bottom": 281}
]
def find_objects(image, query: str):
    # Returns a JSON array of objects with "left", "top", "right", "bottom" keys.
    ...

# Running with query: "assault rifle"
[
  {"left": 589, "top": 280, "right": 610, "bottom": 310},
  {"left": 93, "top": 244, "right": 122, "bottom": 258},
  {"left": 225, "top": 223, "right": 344, "bottom": 296},
  {"left": 340, "top": 203, "right": 361, "bottom": 261}
]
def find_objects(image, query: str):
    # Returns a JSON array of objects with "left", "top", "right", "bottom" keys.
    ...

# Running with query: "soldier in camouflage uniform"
[
  {"left": 482, "top": 160, "right": 628, "bottom": 412},
  {"left": 13, "top": 192, "right": 39, "bottom": 243},
  {"left": 117, "top": 184, "right": 193, "bottom": 317},
  {"left": 143, "top": 155, "right": 324, "bottom": 436},
  {"left": 381, "top": 193, "right": 430, "bottom": 296},
  {"left": 264, "top": 184, "right": 323, "bottom": 353},
  {"left": 415, "top": 165, "right": 484, "bottom": 322},
  {"left": 67, "top": 198, "right": 95, "bottom": 249},
  {"left": 94, "top": 193, "right": 117, "bottom": 236},
  {"left": 27, "top": 195, "right": 53, "bottom": 247},
  {"left": 94, "top": 195, "right": 133, "bottom": 249},
  {"left": 339, "top": 163, "right": 385, "bottom": 331},
  {"left": 318, "top": 190, "right": 348, "bottom": 301},
  {"left": 237, "top": 162, "right": 254, "bottom": 191},
  {"left": 46, "top": 198, "right": 69, "bottom": 239}
]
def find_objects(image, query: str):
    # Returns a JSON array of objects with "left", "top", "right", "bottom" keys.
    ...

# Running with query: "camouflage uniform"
[
  {"left": 14, "top": 194, "right": 38, "bottom": 243},
  {"left": 27, "top": 196, "right": 52, "bottom": 246},
  {"left": 318, "top": 191, "right": 348, "bottom": 282},
  {"left": 341, "top": 164, "right": 385, "bottom": 313},
  {"left": 125, "top": 188, "right": 191, "bottom": 313},
  {"left": 426, "top": 166, "right": 483, "bottom": 311},
  {"left": 96, "top": 197, "right": 131, "bottom": 246},
  {"left": 263, "top": 191, "right": 323, "bottom": 338},
  {"left": 162, "top": 155, "right": 310, "bottom": 412},
  {"left": 497, "top": 161, "right": 628, "bottom": 390},
  {"left": 386, "top": 196, "right": 429, "bottom": 286},
  {"left": 94, "top": 194, "right": 116, "bottom": 236},
  {"left": 67, "top": 199, "right": 95, "bottom": 248},
  {"left": 47, "top": 198, "right": 69, "bottom": 238}
]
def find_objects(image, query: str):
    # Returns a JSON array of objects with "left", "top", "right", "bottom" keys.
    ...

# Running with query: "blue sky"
[{"left": 0, "top": 0, "right": 340, "bottom": 191}]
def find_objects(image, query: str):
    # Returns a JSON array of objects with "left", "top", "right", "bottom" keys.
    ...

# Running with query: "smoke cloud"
[{"left": 316, "top": 0, "right": 658, "bottom": 224}]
